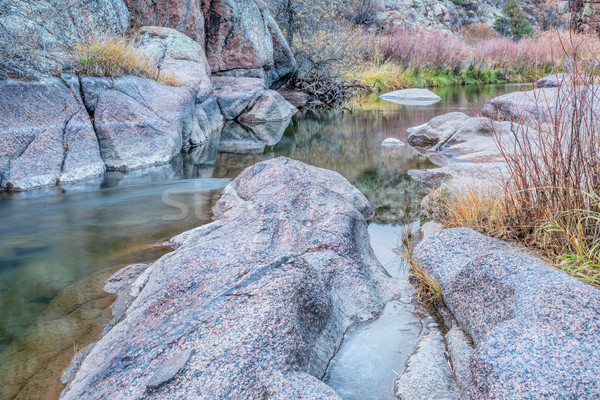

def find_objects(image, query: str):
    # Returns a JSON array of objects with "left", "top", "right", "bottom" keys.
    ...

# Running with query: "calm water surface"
[{"left": 0, "top": 84, "right": 528, "bottom": 400}]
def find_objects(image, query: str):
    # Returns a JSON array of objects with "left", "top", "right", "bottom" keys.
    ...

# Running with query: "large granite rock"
[
  {"left": 203, "top": 0, "right": 296, "bottom": 88},
  {"left": 80, "top": 76, "right": 197, "bottom": 171},
  {"left": 415, "top": 228, "right": 600, "bottom": 399},
  {"left": 407, "top": 112, "right": 470, "bottom": 148},
  {"left": 238, "top": 90, "right": 297, "bottom": 124},
  {"left": 135, "top": 26, "right": 224, "bottom": 145},
  {"left": 60, "top": 157, "right": 393, "bottom": 399},
  {"left": 0, "top": 75, "right": 105, "bottom": 190}
]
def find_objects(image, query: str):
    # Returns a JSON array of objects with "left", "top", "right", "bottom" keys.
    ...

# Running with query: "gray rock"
[
  {"left": 213, "top": 76, "right": 266, "bottom": 120},
  {"left": 395, "top": 322, "right": 460, "bottom": 400},
  {"left": 381, "top": 138, "right": 405, "bottom": 147},
  {"left": 135, "top": 26, "right": 212, "bottom": 99},
  {"left": 415, "top": 228, "right": 600, "bottom": 399},
  {"left": 407, "top": 112, "right": 470, "bottom": 148},
  {"left": 535, "top": 73, "right": 573, "bottom": 88},
  {"left": 0, "top": 0, "right": 129, "bottom": 76},
  {"left": 81, "top": 76, "right": 196, "bottom": 171},
  {"left": 60, "top": 157, "right": 392, "bottom": 399},
  {"left": 380, "top": 88, "right": 442, "bottom": 106},
  {"left": 419, "top": 221, "right": 444, "bottom": 241},
  {"left": 0, "top": 75, "right": 105, "bottom": 190},
  {"left": 445, "top": 325, "right": 473, "bottom": 391},
  {"left": 238, "top": 91, "right": 297, "bottom": 124}
]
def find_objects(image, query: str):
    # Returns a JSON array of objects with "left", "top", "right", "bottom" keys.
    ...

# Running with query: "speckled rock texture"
[
  {"left": 395, "top": 322, "right": 460, "bottom": 400},
  {"left": 134, "top": 26, "right": 224, "bottom": 144},
  {"left": 0, "top": 75, "right": 105, "bottom": 190},
  {"left": 60, "top": 157, "right": 393, "bottom": 399},
  {"left": 80, "top": 76, "right": 198, "bottom": 171},
  {"left": 415, "top": 228, "right": 600, "bottom": 399},
  {"left": 203, "top": 0, "right": 296, "bottom": 88},
  {"left": 238, "top": 91, "right": 298, "bottom": 124}
]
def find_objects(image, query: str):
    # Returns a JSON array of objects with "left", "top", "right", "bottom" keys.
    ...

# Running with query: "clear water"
[{"left": 0, "top": 84, "right": 529, "bottom": 400}]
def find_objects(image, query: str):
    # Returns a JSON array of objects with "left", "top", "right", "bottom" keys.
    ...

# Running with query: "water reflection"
[{"left": 0, "top": 84, "right": 531, "bottom": 400}]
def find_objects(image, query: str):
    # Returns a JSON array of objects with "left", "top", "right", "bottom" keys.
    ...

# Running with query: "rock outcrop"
[
  {"left": 0, "top": 76, "right": 105, "bottom": 190},
  {"left": 415, "top": 228, "right": 600, "bottom": 399},
  {"left": 60, "top": 157, "right": 393, "bottom": 399},
  {"left": 0, "top": 0, "right": 298, "bottom": 191}
]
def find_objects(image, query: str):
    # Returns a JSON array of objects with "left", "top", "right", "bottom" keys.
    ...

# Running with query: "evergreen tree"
[{"left": 493, "top": 0, "right": 534, "bottom": 39}]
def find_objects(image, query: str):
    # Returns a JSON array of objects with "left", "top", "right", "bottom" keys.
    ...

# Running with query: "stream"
[{"left": 0, "top": 84, "right": 528, "bottom": 400}]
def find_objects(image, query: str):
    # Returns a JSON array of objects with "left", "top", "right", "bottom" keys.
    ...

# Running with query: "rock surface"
[
  {"left": 0, "top": 76, "right": 105, "bottom": 190},
  {"left": 395, "top": 322, "right": 460, "bottom": 400},
  {"left": 415, "top": 228, "right": 600, "bottom": 399},
  {"left": 60, "top": 157, "right": 393, "bottom": 399},
  {"left": 203, "top": 0, "right": 296, "bottom": 88},
  {"left": 380, "top": 88, "right": 441, "bottom": 106},
  {"left": 81, "top": 76, "right": 197, "bottom": 171}
]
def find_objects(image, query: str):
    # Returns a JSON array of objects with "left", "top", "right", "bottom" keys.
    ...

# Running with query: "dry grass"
[
  {"left": 74, "top": 36, "right": 180, "bottom": 86},
  {"left": 396, "top": 231, "right": 444, "bottom": 303},
  {"left": 431, "top": 187, "right": 600, "bottom": 287},
  {"left": 344, "top": 28, "right": 600, "bottom": 91}
]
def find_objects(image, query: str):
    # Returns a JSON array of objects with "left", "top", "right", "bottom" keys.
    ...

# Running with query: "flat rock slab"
[
  {"left": 60, "top": 157, "right": 393, "bottom": 399},
  {"left": 380, "top": 89, "right": 441, "bottom": 106},
  {"left": 416, "top": 228, "right": 600, "bottom": 399}
]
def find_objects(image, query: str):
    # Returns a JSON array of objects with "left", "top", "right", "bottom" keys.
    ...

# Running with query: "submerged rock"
[
  {"left": 60, "top": 157, "right": 393, "bottom": 399},
  {"left": 416, "top": 228, "right": 600, "bottom": 399},
  {"left": 380, "top": 89, "right": 441, "bottom": 106}
]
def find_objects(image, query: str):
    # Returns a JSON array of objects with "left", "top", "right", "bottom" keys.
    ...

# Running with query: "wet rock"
[
  {"left": 0, "top": 76, "right": 105, "bottom": 190},
  {"left": 61, "top": 157, "right": 392, "bottom": 399},
  {"left": 380, "top": 89, "right": 441, "bottom": 106},
  {"left": 415, "top": 228, "right": 600, "bottom": 399},
  {"left": 80, "top": 76, "right": 196, "bottom": 171},
  {"left": 218, "top": 119, "right": 291, "bottom": 154},
  {"left": 238, "top": 91, "right": 297, "bottom": 124},
  {"left": 395, "top": 322, "right": 460, "bottom": 400},
  {"left": 104, "top": 263, "right": 151, "bottom": 322}
]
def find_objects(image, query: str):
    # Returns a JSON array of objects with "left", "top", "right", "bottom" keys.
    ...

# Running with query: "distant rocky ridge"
[
  {"left": 0, "top": 0, "right": 297, "bottom": 190},
  {"left": 368, "top": 0, "right": 595, "bottom": 33}
]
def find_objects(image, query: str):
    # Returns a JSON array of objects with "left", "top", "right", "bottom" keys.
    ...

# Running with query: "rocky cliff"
[{"left": 0, "top": 0, "right": 297, "bottom": 191}]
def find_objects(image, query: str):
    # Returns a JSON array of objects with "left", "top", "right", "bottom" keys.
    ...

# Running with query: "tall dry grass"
[
  {"left": 74, "top": 36, "right": 180, "bottom": 86},
  {"left": 433, "top": 33, "right": 600, "bottom": 286}
]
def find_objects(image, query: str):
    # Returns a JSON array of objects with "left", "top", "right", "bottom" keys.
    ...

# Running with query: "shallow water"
[
  {"left": 0, "top": 84, "right": 529, "bottom": 399},
  {"left": 323, "top": 223, "right": 425, "bottom": 400}
]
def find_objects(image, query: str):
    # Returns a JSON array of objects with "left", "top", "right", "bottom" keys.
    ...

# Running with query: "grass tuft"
[
  {"left": 74, "top": 36, "right": 180, "bottom": 86},
  {"left": 396, "top": 231, "right": 445, "bottom": 304}
]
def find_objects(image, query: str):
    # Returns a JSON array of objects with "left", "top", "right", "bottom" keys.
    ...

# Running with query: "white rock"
[
  {"left": 381, "top": 138, "right": 405, "bottom": 147},
  {"left": 380, "top": 88, "right": 442, "bottom": 106}
]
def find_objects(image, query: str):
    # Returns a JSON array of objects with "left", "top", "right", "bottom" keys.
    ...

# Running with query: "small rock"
[
  {"left": 381, "top": 138, "right": 405, "bottom": 147},
  {"left": 380, "top": 88, "right": 442, "bottom": 106}
]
